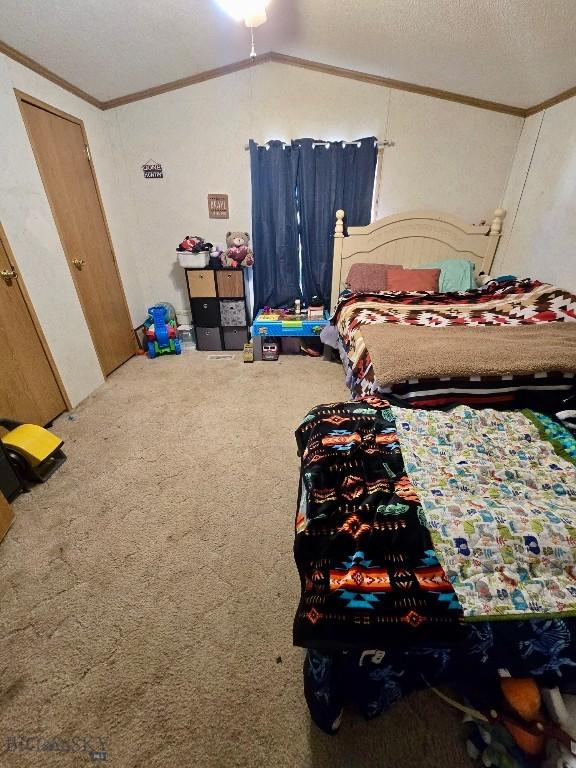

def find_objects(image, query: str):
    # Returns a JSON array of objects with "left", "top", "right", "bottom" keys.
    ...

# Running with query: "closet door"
[
  {"left": 18, "top": 93, "right": 136, "bottom": 376},
  {"left": 0, "top": 227, "right": 67, "bottom": 426}
]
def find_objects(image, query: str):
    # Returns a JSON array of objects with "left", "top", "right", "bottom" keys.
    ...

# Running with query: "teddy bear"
[{"left": 220, "top": 231, "right": 254, "bottom": 269}]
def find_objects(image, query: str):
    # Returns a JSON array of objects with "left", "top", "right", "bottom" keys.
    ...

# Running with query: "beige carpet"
[{"left": 0, "top": 353, "right": 471, "bottom": 767}]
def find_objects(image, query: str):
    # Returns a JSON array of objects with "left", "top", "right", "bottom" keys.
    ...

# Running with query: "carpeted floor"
[{"left": 0, "top": 353, "right": 471, "bottom": 767}]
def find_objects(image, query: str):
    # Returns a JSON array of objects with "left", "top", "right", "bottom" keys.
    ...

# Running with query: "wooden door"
[
  {"left": 18, "top": 94, "right": 136, "bottom": 375},
  {"left": 0, "top": 227, "right": 67, "bottom": 425}
]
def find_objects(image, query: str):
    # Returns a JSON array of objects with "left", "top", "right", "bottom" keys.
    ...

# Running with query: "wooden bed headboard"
[{"left": 330, "top": 208, "right": 506, "bottom": 309}]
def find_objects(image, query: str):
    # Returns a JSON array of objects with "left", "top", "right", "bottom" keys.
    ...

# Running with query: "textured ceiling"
[{"left": 0, "top": 0, "right": 575, "bottom": 106}]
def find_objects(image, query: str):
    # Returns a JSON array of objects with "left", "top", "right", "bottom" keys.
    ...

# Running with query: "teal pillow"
[{"left": 416, "top": 259, "right": 475, "bottom": 292}]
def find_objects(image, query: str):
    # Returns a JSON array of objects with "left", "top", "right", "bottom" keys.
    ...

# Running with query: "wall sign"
[
  {"left": 142, "top": 160, "right": 163, "bottom": 179},
  {"left": 208, "top": 194, "right": 229, "bottom": 219}
]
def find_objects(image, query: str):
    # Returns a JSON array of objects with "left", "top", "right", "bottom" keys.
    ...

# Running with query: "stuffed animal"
[
  {"left": 209, "top": 244, "right": 224, "bottom": 269},
  {"left": 221, "top": 232, "right": 254, "bottom": 269},
  {"left": 210, "top": 244, "right": 224, "bottom": 261}
]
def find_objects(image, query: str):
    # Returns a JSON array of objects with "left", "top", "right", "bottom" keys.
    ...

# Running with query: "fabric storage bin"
[
  {"left": 196, "top": 327, "right": 223, "bottom": 351},
  {"left": 216, "top": 269, "right": 244, "bottom": 297},
  {"left": 191, "top": 298, "right": 220, "bottom": 326},
  {"left": 222, "top": 326, "right": 248, "bottom": 350},
  {"left": 187, "top": 270, "right": 216, "bottom": 298},
  {"left": 219, "top": 300, "right": 246, "bottom": 327}
]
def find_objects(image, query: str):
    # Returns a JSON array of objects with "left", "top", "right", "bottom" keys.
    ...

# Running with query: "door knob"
[
  {"left": 72, "top": 258, "right": 85, "bottom": 268},
  {"left": 0, "top": 269, "right": 18, "bottom": 282}
]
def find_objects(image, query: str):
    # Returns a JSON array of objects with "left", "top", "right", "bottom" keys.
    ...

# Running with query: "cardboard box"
[{"left": 0, "top": 492, "right": 14, "bottom": 543}]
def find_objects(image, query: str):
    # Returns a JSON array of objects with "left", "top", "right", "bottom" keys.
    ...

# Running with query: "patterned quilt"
[
  {"left": 332, "top": 279, "right": 576, "bottom": 408},
  {"left": 395, "top": 406, "right": 576, "bottom": 620}
]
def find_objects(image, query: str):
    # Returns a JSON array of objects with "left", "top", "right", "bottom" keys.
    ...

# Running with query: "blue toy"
[{"left": 145, "top": 305, "right": 181, "bottom": 358}]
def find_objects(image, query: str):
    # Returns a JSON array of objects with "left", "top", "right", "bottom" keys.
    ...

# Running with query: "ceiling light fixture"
[{"left": 216, "top": 0, "right": 270, "bottom": 58}]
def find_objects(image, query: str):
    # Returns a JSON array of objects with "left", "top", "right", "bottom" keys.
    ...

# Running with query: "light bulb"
[{"left": 215, "top": 0, "right": 270, "bottom": 25}]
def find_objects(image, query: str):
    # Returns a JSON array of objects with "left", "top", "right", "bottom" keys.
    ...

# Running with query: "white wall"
[
  {"left": 379, "top": 89, "right": 522, "bottom": 222},
  {"left": 494, "top": 95, "right": 576, "bottom": 292},
  {"left": 109, "top": 62, "right": 524, "bottom": 316},
  {"left": 0, "top": 53, "right": 145, "bottom": 406},
  {"left": 1, "top": 55, "right": 526, "bottom": 405}
]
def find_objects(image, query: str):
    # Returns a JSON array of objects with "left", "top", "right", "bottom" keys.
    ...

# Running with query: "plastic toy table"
[{"left": 251, "top": 309, "right": 330, "bottom": 360}]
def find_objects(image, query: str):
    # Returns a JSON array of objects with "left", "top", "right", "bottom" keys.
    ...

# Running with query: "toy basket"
[{"left": 177, "top": 251, "right": 209, "bottom": 268}]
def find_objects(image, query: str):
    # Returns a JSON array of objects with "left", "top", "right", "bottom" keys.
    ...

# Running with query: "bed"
[
  {"left": 330, "top": 207, "right": 504, "bottom": 310},
  {"left": 328, "top": 208, "right": 576, "bottom": 409},
  {"left": 294, "top": 208, "right": 576, "bottom": 738}
]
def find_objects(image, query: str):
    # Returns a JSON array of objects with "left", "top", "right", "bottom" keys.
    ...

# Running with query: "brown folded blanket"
[{"left": 361, "top": 322, "right": 576, "bottom": 385}]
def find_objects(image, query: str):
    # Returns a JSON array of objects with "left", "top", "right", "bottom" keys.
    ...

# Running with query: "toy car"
[
  {"left": 145, "top": 305, "right": 181, "bottom": 358},
  {"left": 0, "top": 419, "right": 66, "bottom": 492},
  {"left": 262, "top": 341, "right": 279, "bottom": 361}
]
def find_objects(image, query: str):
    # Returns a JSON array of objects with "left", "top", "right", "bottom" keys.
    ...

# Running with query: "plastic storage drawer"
[
  {"left": 219, "top": 300, "right": 246, "bottom": 326},
  {"left": 222, "top": 326, "right": 248, "bottom": 350},
  {"left": 191, "top": 298, "right": 220, "bottom": 326},
  {"left": 196, "top": 327, "right": 223, "bottom": 351}
]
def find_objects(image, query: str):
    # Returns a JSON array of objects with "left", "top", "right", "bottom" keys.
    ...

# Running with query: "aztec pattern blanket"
[
  {"left": 395, "top": 406, "right": 576, "bottom": 620},
  {"left": 293, "top": 397, "right": 463, "bottom": 650},
  {"left": 332, "top": 279, "right": 576, "bottom": 407}
]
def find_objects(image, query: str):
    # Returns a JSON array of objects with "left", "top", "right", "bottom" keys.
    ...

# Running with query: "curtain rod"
[{"left": 244, "top": 139, "right": 394, "bottom": 150}]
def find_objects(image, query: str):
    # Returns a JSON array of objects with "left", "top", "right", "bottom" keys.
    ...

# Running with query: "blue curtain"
[
  {"left": 294, "top": 137, "right": 377, "bottom": 304},
  {"left": 250, "top": 140, "right": 301, "bottom": 311}
]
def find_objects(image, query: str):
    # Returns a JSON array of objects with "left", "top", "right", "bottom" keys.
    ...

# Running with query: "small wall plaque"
[
  {"left": 208, "top": 194, "right": 229, "bottom": 219},
  {"left": 142, "top": 160, "right": 163, "bottom": 179}
]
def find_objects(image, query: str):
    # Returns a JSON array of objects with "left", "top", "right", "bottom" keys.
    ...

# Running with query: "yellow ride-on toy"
[{"left": 0, "top": 419, "right": 66, "bottom": 491}]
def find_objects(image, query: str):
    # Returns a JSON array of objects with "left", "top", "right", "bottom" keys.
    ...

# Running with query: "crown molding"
[
  {"left": 100, "top": 54, "right": 272, "bottom": 109},
  {"left": 99, "top": 51, "right": 527, "bottom": 115},
  {"left": 524, "top": 83, "right": 576, "bottom": 117},
  {"left": 0, "top": 39, "right": 103, "bottom": 108},
  {"left": 2, "top": 38, "right": 575, "bottom": 118},
  {"left": 266, "top": 53, "right": 527, "bottom": 117}
]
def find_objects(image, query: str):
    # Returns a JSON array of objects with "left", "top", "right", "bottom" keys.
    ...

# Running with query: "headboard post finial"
[
  {"left": 490, "top": 208, "right": 506, "bottom": 235},
  {"left": 334, "top": 209, "right": 345, "bottom": 239}
]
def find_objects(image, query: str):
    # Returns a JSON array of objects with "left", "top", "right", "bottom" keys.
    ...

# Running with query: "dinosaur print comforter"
[{"left": 396, "top": 405, "right": 576, "bottom": 620}]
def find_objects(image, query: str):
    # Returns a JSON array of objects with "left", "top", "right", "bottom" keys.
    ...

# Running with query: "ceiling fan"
[{"left": 216, "top": 0, "right": 272, "bottom": 58}]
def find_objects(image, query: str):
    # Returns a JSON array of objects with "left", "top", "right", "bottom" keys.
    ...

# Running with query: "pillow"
[
  {"left": 416, "top": 259, "right": 475, "bottom": 292},
  {"left": 387, "top": 268, "right": 440, "bottom": 292},
  {"left": 345, "top": 263, "right": 403, "bottom": 292}
]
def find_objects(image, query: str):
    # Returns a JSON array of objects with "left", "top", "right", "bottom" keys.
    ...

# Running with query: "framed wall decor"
[{"left": 208, "top": 194, "right": 229, "bottom": 219}]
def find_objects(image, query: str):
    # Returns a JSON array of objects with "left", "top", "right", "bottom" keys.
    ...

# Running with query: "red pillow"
[
  {"left": 387, "top": 268, "right": 440, "bottom": 292},
  {"left": 345, "top": 263, "right": 403, "bottom": 292}
]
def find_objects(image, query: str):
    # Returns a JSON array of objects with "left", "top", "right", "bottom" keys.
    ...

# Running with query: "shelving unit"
[{"left": 185, "top": 268, "right": 250, "bottom": 351}]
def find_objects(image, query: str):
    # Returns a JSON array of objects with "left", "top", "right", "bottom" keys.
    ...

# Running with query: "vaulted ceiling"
[{"left": 1, "top": 0, "right": 575, "bottom": 108}]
